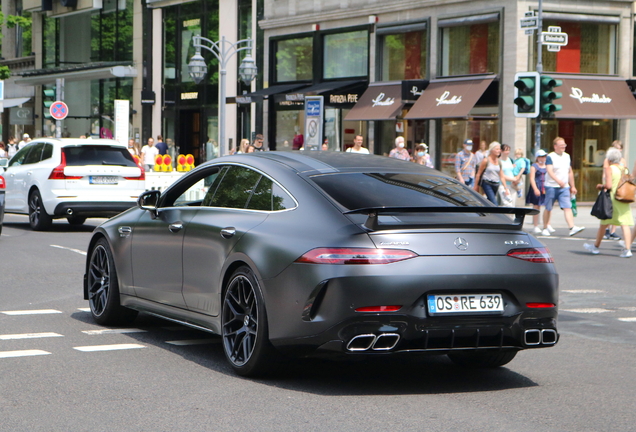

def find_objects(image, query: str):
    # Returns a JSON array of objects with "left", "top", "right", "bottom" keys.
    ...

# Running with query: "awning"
[
  {"left": 0, "top": 97, "right": 31, "bottom": 109},
  {"left": 553, "top": 76, "right": 636, "bottom": 119},
  {"left": 15, "top": 64, "right": 137, "bottom": 86},
  {"left": 404, "top": 77, "right": 494, "bottom": 119},
  {"left": 345, "top": 83, "right": 404, "bottom": 121},
  {"left": 275, "top": 79, "right": 364, "bottom": 103},
  {"left": 228, "top": 83, "right": 310, "bottom": 104}
]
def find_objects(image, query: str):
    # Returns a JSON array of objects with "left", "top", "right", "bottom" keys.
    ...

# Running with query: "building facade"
[{"left": 259, "top": 0, "right": 636, "bottom": 202}]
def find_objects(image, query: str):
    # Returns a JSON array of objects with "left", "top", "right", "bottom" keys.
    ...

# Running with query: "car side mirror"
[{"left": 138, "top": 190, "right": 161, "bottom": 218}]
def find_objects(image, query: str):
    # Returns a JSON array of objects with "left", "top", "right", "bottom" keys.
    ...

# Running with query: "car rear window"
[
  {"left": 310, "top": 172, "right": 489, "bottom": 210},
  {"left": 63, "top": 145, "right": 138, "bottom": 167}
]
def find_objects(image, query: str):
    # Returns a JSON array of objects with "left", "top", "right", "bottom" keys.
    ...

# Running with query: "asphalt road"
[{"left": 1, "top": 213, "right": 635, "bottom": 432}]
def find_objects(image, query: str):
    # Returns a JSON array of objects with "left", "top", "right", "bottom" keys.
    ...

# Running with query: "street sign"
[
  {"left": 541, "top": 32, "right": 568, "bottom": 45},
  {"left": 50, "top": 101, "right": 69, "bottom": 120},
  {"left": 520, "top": 17, "right": 538, "bottom": 30}
]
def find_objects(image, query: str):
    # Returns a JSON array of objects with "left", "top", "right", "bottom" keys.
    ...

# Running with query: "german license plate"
[
  {"left": 427, "top": 294, "right": 504, "bottom": 314},
  {"left": 89, "top": 176, "right": 118, "bottom": 185}
]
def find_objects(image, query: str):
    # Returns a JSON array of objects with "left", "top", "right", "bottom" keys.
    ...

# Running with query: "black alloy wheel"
[
  {"left": 67, "top": 216, "right": 87, "bottom": 226},
  {"left": 222, "top": 266, "right": 278, "bottom": 376},
  {"left": 87, "top": 238, "right": 137, "bottom": 325},
  {"left": 28, "top": 190, "right": 52, "bottom": 231}
]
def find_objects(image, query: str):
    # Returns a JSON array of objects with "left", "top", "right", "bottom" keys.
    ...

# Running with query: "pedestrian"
[
  {"left": 602, "top": 140, "right": 626, "bottom": 240},
  {"left": 498, "top": 144, "right": 518, "bottom": 207},
  {"left": 346, "top": 135, "right": 370, "bottom": 154},
  {"left": 474, "top": 139, "right": 488, "bottom": 167},
  {"left": 389, "top": 136, "right": 410, "bottom": 161},
  {"left": 512, "top": 147, "right": 531, "bottom": 198},
  {"left": 413, "top": 143, "right": 433, "bottom": 168},
  {"left": 474, "top": 141, "right": 509, "bottom": 205},
  {"left": 542, "top": 136, "right": 585, "bottom": 237},
  {"left": 155, "top": 135, "right": 168, "bottom": 155},
  {"left": 127, "top": 138, "right": 140, "bottom": 157},
  {"left": 0, "top": 142, "right": 6, "bottom": 158},
  {"left": 18, "top": 133, "right": 30, "bottom": 150},
  {"left": 527, "top": 149, "right": 548, "bottom": 234},
  {"left": 236, "top": 138, "right": 250, "bottom": 154},
  {"left": 322, "top": 138, "right": 329, "bottom": 151},
  {"left": 141, "top": 137, "right": 158, "bottom": 172},
  {"left": 584, "top": 148, "right": 632, "bottom": 258},
  {"left": 252, "top": 134, "right": 266, "bottom": 151},
  {"left": 6, "top": 137, "right": 18, "bottom": 159},
  {"left": 455, "top": 139, "right": 477, "bottom": 187}
]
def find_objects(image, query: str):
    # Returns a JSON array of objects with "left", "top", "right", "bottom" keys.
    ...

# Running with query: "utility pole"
[{"left": 534, "top": 0, "right": 543, "bottom": 156}]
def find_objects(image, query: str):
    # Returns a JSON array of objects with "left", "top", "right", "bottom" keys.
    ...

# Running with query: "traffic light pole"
[{"left": 534, "top": 0, "right": 543, "bottom": 156}]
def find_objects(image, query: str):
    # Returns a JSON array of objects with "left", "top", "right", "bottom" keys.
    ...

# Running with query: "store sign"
[
  {"left": 401, "top": 80, "right": 428, "bottom": 101},
  {"left": 569, "top": 88, "right": 612, "bottom": 104},
  {"left": 329, "top": 93, "right": 359, "bottom": 104},
  {"left": 286, "top": 93, "right": 304, "bottom": 101},
  {"left": 435, "top": 91, "right": 463, "bottom": 106},
  {"left": 181, "top": 92, "right": 199, "bottom": 100},
  {"left": 304, "top": 96, "right": 323, "bottom": 151},
  {"left": 236, "top": 96, "right": 252, "bottom": 104},
  {"left": 371, "top": 92, "right": 395, "bottom": 107},
  {"left": 9, "top": 107, "right": 33, "bottom": 125}
]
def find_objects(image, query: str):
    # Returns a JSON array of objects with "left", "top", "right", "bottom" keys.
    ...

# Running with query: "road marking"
[
  {"left": 73, "top": 344, "right": 146, "bottom": 352},
  {"left": 562, "top": 290, "right": 605, "bottom": 294},
  {"left": 165, "top": 339, "right": 219, "bottom": 346},
  {"left": 0, "top": 350, "right": 51, "bottom": 359},
  {"left": 81, "top": 328, "right": 146, "bottom": 335},
  {"left": 561, "top": 308, "right": 614, "bottom": 314},
  {"left": 618, "top": 317, "right": 636, "bottom": 322},
  {"left": 77, "top": 308, "right": 91, "bottom": 312},
  {"left": 1, "top": 309, "right": 63, "bottom": 315},
  {"left": 50, "top": 244, "right": 87, "bottom": 256},
  {"left": 0, "top": 332, "right": 63, "bottom": 340},
  {"left": 618, "top": 307, "right": 636, "bottom": 312}
]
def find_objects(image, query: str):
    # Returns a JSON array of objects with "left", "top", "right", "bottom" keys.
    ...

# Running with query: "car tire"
[
  {"left": 67, "top": 216, "right": 87, "bottom": 226},
  {"left": 28, "top": 190, "right": 52, "bottom": 231},
  {"left": 222, "top": 266, "right": 280, "bottom": 377},
  {"left": 447, "top": 350, "right": 517, "bottom": 368},
  {"left": 87, "top": 238, "right": 138, "bottom": 326}
]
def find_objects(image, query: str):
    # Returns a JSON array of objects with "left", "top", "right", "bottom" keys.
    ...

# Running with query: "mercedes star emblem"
[{"left": 454, "top": 237, "right": 469, "bottom": 251}]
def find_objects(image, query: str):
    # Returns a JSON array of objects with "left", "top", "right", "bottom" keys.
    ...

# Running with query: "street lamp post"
[{"left": 188, "top": 35, "right": 258, "bottom": 158}]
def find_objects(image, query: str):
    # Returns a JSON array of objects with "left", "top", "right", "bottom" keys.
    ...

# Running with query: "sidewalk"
[{"left": 515, "top": 196, "right": 600, "bottom": 238}]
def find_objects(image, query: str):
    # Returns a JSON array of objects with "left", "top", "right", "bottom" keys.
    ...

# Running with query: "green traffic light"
[{"left": 43, "top": 89, "right": 55, "bottom": 98}]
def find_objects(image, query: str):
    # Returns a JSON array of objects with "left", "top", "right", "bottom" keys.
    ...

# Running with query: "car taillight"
[
  {"left": 295, "top": 248, "right": 418, "bottom": 265},
  {"left": 355, "top": 305, "right": 402, "bottom": 312},
  {"left": 526, "top": 302, "right": 556, "bottom": 308},
  {"left": 507, "top": 247, "right": 554, "bottom": 263},
  {"left": 125, "top": 167, "right": 145, "bottom": 181},
  {"left": 0, "top": 176, "right": 5, "bottom": 189},
  {"left": 49, "top": 151, "right": 82, "bottom": 180}
]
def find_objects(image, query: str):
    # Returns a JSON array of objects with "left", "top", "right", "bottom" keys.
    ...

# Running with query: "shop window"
[
  {"left": 275, "top": 36, "right": 313, "bottom": 82},
  {"left": 323, "top": 30, "right": 368, "bottom": 79},
  {"left": 440, "top": 21, "right": 499, "bottom": 76},
  {"left": 378, "top": 28, "right": 427, "bottom": 80},
  {"left": 537, "top": 22, "right": 616, "bottom": 74},
  {"left": 439, "top": 118, "right": 499, "bottom": 177}
]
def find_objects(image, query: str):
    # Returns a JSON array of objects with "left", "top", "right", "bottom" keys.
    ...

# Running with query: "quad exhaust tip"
[
  {"left": 346, "top": 333, "right": 401, "bottom": 352},
  {"left": 524, "top": 329, "right": 557, "bottom": 346}
]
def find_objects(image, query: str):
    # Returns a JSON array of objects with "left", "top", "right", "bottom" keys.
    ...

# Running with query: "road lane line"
[
  {"left": 50, "top": 245, "right": 87, "bottom": 256},
  {"left": 1, "top": 309, "right": 63, "bottom": 315},
  {"left": 0, "top": 350, "right": 51, "bottom": 359},
  {"left": 77, "top": 308, "right": 91, "bottom": 312},
  {"left": 0, "top": 332, "right": 63, "bottom": 340},
  {"left": 618, "top": 317, "right": 636, "bottom": 322},
  {"left": 561, "top": 308, "right": 614, "bottom": 314},
  {"left": 562, "top": 290, "right": 605, "bottom": 294},
  {"left": 73, "top": 344, "right": 146, "bottom": 352},
  {"left": 165, "top": 339, "right": 219, "bottom": 346},
  {"left": 617, "top": 307, "right": 636, "bottom": 312},
  {"left": 81, "top": 329, "right": 147, "bottom": 335}
]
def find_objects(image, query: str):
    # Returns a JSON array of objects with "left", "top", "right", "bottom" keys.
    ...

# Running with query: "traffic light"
[
  {"left": 42, "top": 84, "right": 56, "bottom": 119},
  {"left": 540, "top": 75, "right": 563, "bottom": 116},
  {"left": 513, "top": 72, "right": 540, "bottom": 118}
]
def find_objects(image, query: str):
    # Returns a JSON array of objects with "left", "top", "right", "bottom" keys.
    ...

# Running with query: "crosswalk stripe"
[
  {"left": 81, "top": 329, "right": 146, "bottom": 335},
  {"left": 1, "top": 309, "right": 63, "bottom": 315},
  {"left": 73, "top": 344, "right": 146, "bottom": 352},
  {"left": 618, "top": 317, "right": 636, "bottom": 322},
  {"left": 0, "top": 332, "right": 63, "bottom": 340},
  {"left": 0, "top": 350, "right": 51, "bottom": 358},
  {"left": 561, "top": 308, "right": 614, "bottom": 314},
  {"left": 77, "top": 308, "right": 91, "bottom": 312},
  {"left": 165, "top": 339, "right": 219, "bottom": 346},
  {"left": 562, "top": 290, "right": 605, "bottom": 294}
]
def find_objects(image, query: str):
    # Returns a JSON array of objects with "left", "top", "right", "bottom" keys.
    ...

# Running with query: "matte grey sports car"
[{"left": 84, "top": 151, "right": 558, "bottom": 376}]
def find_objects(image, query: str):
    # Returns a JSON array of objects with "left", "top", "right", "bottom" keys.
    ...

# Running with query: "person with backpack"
[{"left": 6, "top": 137, "right": 18, "bottom": 159}]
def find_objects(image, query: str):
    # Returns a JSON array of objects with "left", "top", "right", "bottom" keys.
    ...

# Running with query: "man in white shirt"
[
  {"left": 346, "top": 135, "right": 370, "bottom": 154},
  {"left": 542, "top": 137, "right": 584, "bottom": 237},
  {"left": 141, "top": 137, "right": 159, "bottom": 172},
  {"left": 18, "top": 133, "right": 30, "bottom": 149}
]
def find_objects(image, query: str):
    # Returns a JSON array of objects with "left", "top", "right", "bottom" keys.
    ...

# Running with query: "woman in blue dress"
[{"left": 526, "top": 149, "right": 548, "bottom": 234}]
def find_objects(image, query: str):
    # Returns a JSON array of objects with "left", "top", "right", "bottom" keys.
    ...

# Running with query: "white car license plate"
[
  {"left": 89, "top": 176, "right": 118, "bottom": 185},
  {"left": 427, "top": 294, "right": 504, "bottom": 314}
]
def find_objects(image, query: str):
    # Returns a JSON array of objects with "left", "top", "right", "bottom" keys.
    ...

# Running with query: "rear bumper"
[{"left": 53, "top": 201, "right": 136, "bottom": 218}]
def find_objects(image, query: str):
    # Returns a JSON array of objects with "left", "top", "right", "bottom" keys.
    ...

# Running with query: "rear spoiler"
[{"left": 344, "top": 206, "right": 539, "bottom": 231}]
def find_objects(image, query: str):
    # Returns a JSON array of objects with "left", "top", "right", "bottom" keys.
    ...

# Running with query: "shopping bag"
[
  {"left": 571, "top": 195, "right": 578, "bottom": 217},
  {"left": 591, "top": 189, "right": 613, "bottom": 220}
]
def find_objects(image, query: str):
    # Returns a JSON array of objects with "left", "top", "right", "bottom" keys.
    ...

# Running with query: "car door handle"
[
  {"left": 169, "top": 223, "right": 184, "bottom": 233},
  {"left": 118, "top": 226, "right": 132, "bottom": 237},
  {"left": 220, "top": 227, "right": 236, "bottom": 239}
]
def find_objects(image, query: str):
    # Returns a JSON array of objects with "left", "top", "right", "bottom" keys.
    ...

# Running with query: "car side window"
[
  {"left": 8, "top": 146, "right": 32, "bottom": 167},
  {"left": 23, "top": 143, "right": 45, "bottom": 164},
  {"left": 207, "top": 166, "right": 261, "bottom": 209},
  {"left": 169, "top": 166, "right": 224, "bottom": 207},
  {"left": 246, "top": 176, "right": 296, "bottom": 211},
  {"left": 41, "top": 144, "right": 53, "bottom": 161}
]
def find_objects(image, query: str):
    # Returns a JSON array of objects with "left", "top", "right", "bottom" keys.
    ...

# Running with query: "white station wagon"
[{"left": 3, "top": 138, "right": 145, "bottom": 230}]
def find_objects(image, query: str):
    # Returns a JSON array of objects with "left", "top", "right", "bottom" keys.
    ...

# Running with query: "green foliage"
[{"left": 0, "top": 65, "right": 10, "bottom": 80}]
